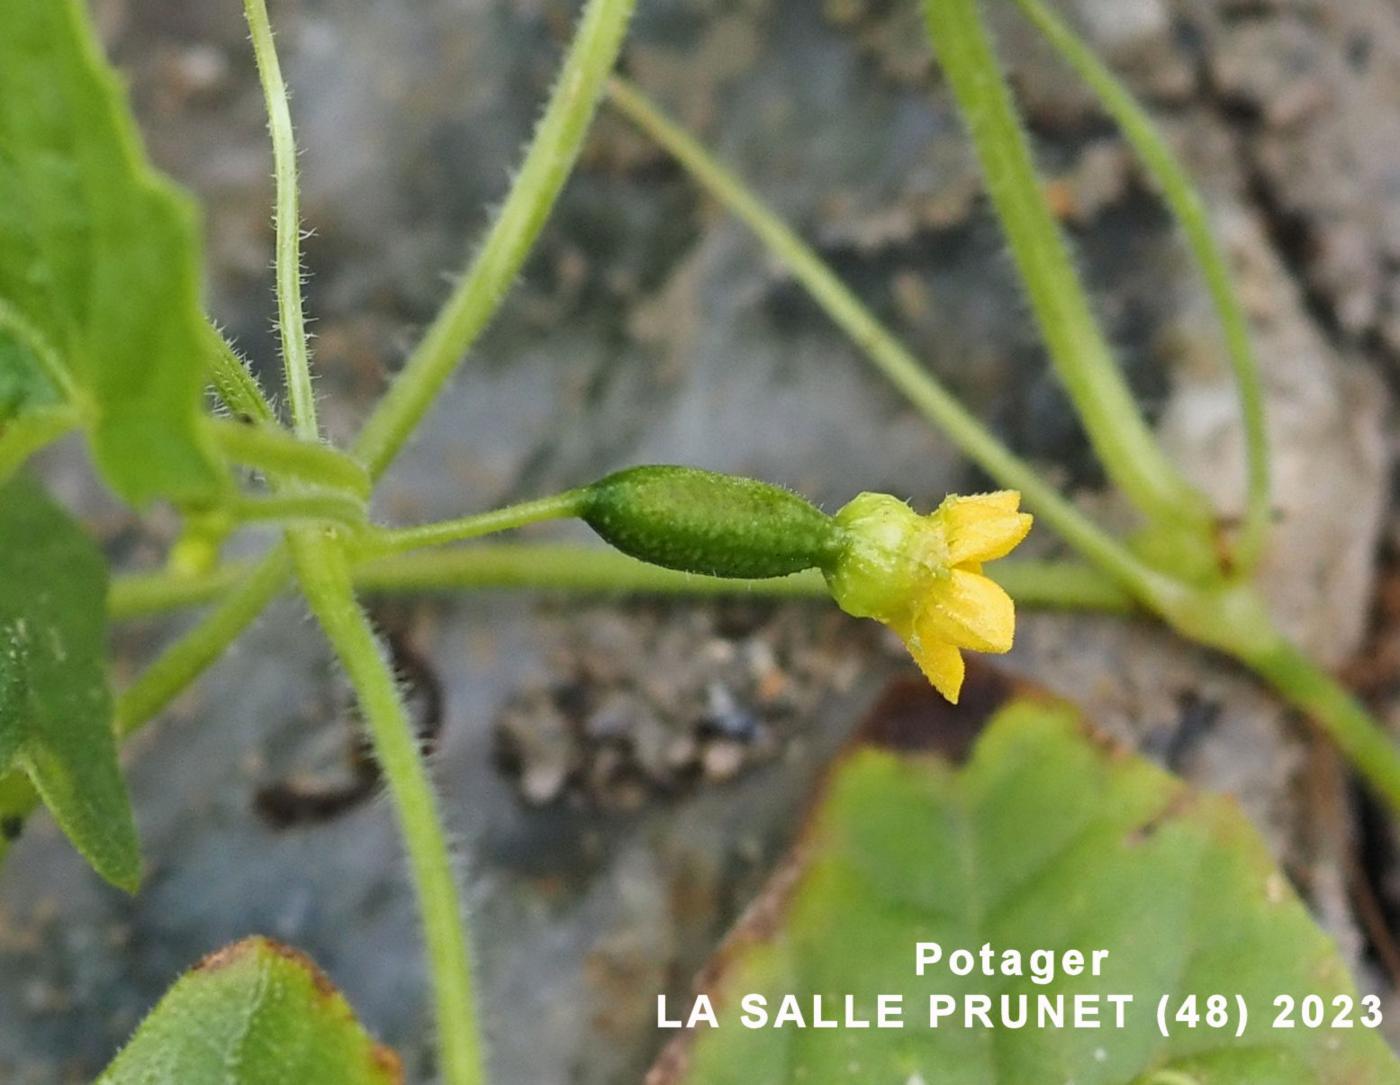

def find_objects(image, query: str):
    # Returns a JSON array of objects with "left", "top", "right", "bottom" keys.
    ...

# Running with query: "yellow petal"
[
  {"left": 908, "top": 637, "right": 965, "bottom": 704},
  {"left": 938, "top": 491, "right": 1033, "bottom": 566},
  {"left": 916, "top": 568, "right": 1016, "bottom": 654}
]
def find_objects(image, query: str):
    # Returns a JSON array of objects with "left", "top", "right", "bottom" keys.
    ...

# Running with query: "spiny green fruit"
[{"left": 581, "top": 465, "right": 843, "bottom": 579}]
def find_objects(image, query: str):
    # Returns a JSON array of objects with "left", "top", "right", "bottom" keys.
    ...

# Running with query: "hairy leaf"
[
  {"left": 0, "top": 0, "right": 221, "bottom": 503},
  {"left": 654, "top": 674, "right": 1400, "bottom": 1084},
  {"left": 97, "top": 937, "right": 402, "bottom": 1085},
  {"left": 0, "top": 475, "right": 138, "bottom": 889}
]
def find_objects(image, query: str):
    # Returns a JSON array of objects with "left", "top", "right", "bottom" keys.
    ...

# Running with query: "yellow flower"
[{"left": 823, "top": 490, "right": 1032, "bottom": 704}]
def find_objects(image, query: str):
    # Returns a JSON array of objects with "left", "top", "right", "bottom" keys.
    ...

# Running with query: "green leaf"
[
  {"left": 655, "top": 673, "right": 1400, "bottom": 1084},
  {"left": 0, "top": 320, "right": 61, "bottom": 423},
  {"left": 0, "top": 475, "right": 138, "bottom": 890},
  {"left": 97, "top": 936, "right": 403, "bottom": 1085},
  {"left": 0, "top": 0, "right": 222, "bottom": 504}
]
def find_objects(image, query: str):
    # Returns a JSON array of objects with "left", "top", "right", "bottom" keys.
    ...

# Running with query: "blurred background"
[{"left": 4, "top": 0, "right": 1400, "bottom": 1080}]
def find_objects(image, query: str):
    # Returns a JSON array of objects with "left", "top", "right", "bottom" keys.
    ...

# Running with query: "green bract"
[
  {"left": 0, "top": 0, "right": 222, "bottom": 504},
  {"left": 0, "top": 475, "right": 138, "bottom": 890},
  {"left": 97, "top": 936, "right": 402, "bottom": 1085}
]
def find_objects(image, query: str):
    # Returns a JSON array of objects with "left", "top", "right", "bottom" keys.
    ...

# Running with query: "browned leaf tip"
[
  {"left": 192, "top": 936, "right": 404, "bottom": 1082},
  {"left": 193, "top": 936, "right": 336, "bottom": 999},
  {"left": 370, "top": 1042, "right": 406, "bottom": 1084}
]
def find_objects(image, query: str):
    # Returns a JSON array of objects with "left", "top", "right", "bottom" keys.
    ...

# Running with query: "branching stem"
[
  {"left": 356, "top": 490, "right": 588, "bottom": 556},
  {"left": 605, "top": 79, "right": 1176, "bottom": 608},
  {"left": 228, "top": 489, "right": 366, "bottom": 531},
  {"left": 606, "top": 77, "right": 1400, "bottom": 817},
  {"left": 1009, "top": 0, "right": 1271, "bottom": 571},
  {"left": 918, "top": 0, "right": 1210, "bottom": 541}
]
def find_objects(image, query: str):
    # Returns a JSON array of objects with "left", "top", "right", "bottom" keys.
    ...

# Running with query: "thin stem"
[
  {"left": 204, "top": 322, "right": 278, "bottom": 427},
  {"left": 110, "top": 546, "right": 1133, "bottom": 615},
  {"left": 354, "top": 544, "right": 827, "bottom": 597},
  {"left": 606, "top": 79, "right": 1179, "bottom": 608},
  {"left": 353, "top": 0, "right": 638, "bottom": 479},
  {"left": 1010, "top": 0, "right": 1271, "bottom": 571},
  {"left": 110, "top": 563, "right": 252, "bottom": 619},
  {"left": 229, "top": 489, "right": 366, "bottom": 531},
  {"left": 357, "top": 490, "right": 588, "bottom": 556},
  {"left": 114, "top": 550, "right": 291, "bottom": 738},
  {"left": 1244, "top": 636, "right": 1400, "bottom": 813},
  {"left": 991, "top": 558, "right": 1134, "bottom": 613},
  {"left": 243, "top": 0, "right": 318, "bottom": 439},
  {"left": 288, "top": 530, "right": 482, "bottom": 1085},
  {"left": 918, "top": 0, "right": 1209, "bottom": 536},
  {"left": 356, "top": 547, "right": 1133, "bottom": 612},
  {"left": 209, "top": 417, "right": 371, "bottom": 498}
]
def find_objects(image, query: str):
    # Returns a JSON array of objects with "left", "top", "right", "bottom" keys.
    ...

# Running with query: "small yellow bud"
[
  {"left": 824, "top": 490, "right": 1032, "bottom": 704},
  {"left": 167, "top": 508, "right": 234, "bottom": 578}
]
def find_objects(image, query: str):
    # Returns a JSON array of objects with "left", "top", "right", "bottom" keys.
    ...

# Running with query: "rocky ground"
[{"left": 4, "top": 0, "right": 1400, "bottom": 1081}]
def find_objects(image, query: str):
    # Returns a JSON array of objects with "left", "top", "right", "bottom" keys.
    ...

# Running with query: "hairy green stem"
[
  {"left": 110, "top": 564, "right": 251, "bottom": 618},
  {"left": 605, "top": 79, "right": 1176, "bottom": 607},
  {"left": 289, "top": 530, "right": 482, "bottom": 1085},
  {"left": 358, "top": 490, "right": 588, "bottom": 556},
  {"left": 229, "top": 489, "right": 366, "bottom": 531},
  {"left": 353, "top": 0, "right": 637, "bottom": 478},
  {"left": 1009, "top": 0, "right": 1271, "bottom": 572},
  {"left": 919, "top": 0, "right": 1209, "bottom": 539},
  {"left": 209, "top": 417, "right": 371, "bottom": 498},
  {"left": 243, "top": 0, "right": 318, "bottom": 439}
]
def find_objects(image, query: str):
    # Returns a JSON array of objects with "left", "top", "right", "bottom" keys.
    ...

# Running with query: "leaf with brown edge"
[
  {"left": 96, "top": 936, "right": 402, "bottom": 1085},
  {"left": 650, "top": 664, "right": 1400, "bottom": 1085}
]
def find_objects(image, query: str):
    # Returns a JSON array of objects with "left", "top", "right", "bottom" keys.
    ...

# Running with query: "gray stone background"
[{"left": 5, "top": 0, "right": 1400, "bottom": 1081}]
